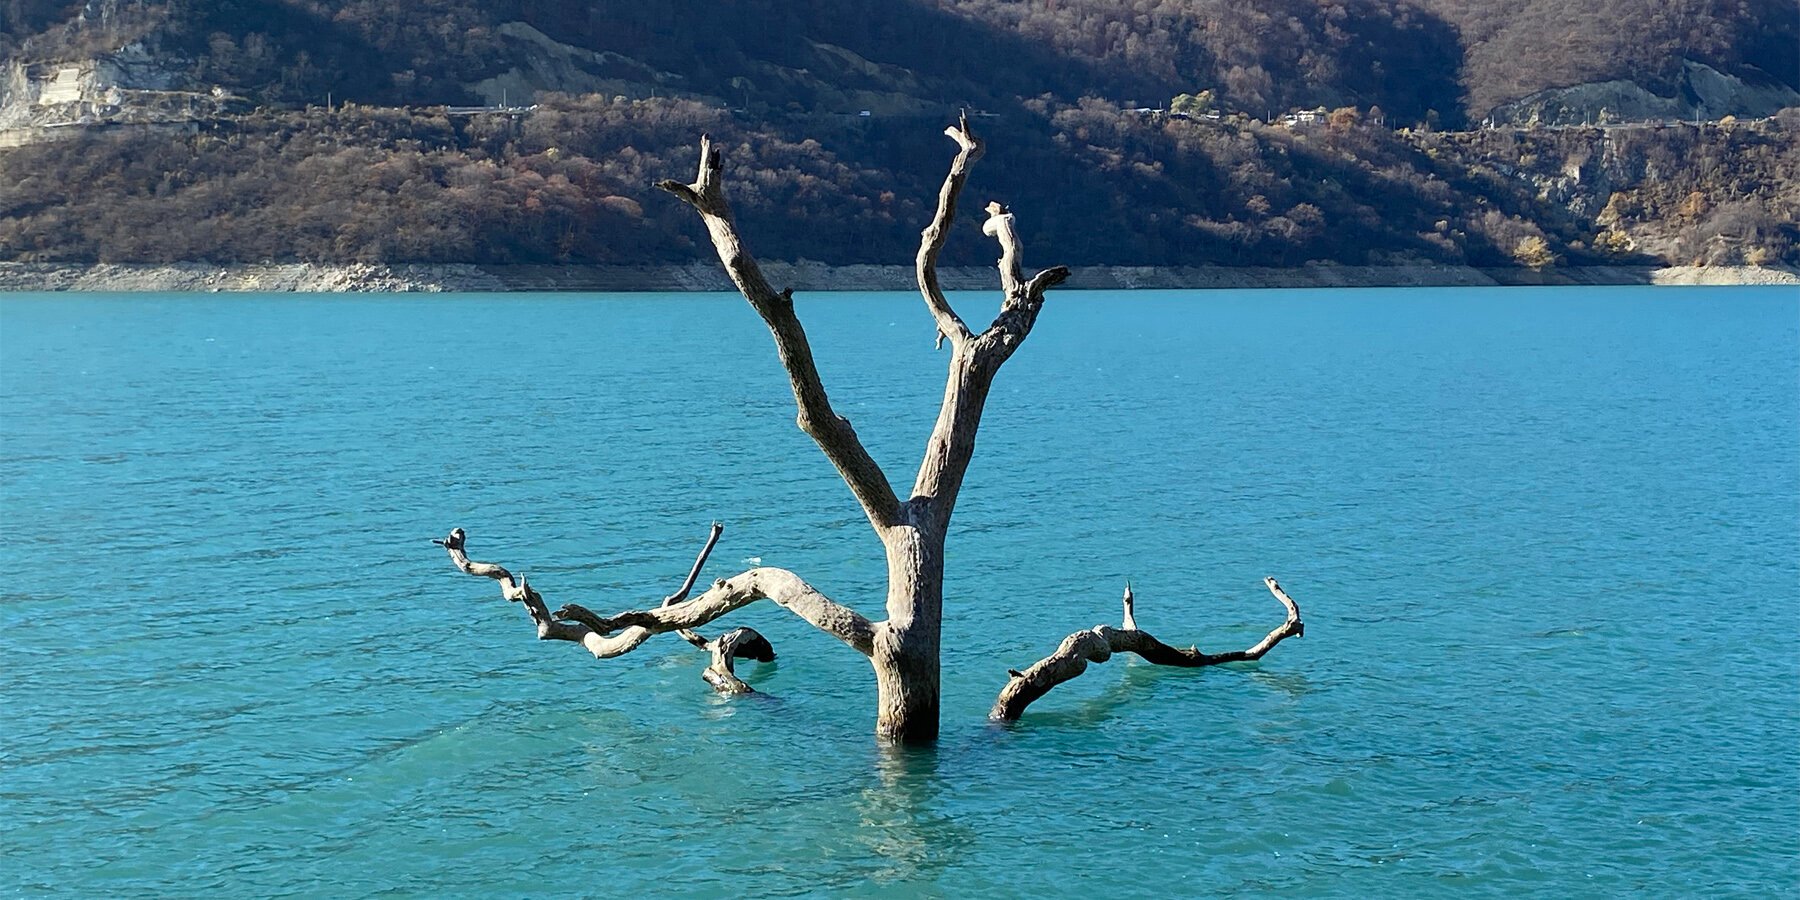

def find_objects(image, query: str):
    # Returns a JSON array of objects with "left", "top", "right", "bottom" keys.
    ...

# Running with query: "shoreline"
[{"left": 1, "top": 262, "right": 1794, "bottom": 293}]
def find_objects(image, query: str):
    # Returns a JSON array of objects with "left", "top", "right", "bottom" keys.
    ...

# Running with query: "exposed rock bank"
[
  {"left": 1488, "top": 61, "right": 1800, "bottom": 127},
  {"left": 1, "top": 262, "right": 1794, "bottom": 293}
]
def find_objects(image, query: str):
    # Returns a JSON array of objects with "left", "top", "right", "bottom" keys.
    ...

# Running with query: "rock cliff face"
[
  {"left": 1489, "top": 61, "right": 1800, "bottom": 126},
  {"left": 1432, "top": 117, "right": 1798, "bottom": 265},
  {"left": 0, "top": 43, "right": 221, "bottom": 136},
  {"left": 462, "top": 22, "right": 684, "bottom": 108}
]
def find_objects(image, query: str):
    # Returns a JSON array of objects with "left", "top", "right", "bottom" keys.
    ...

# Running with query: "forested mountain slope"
[
  {"left": 1, "top": 0, "right": 1795, "bottom": 268},
  {"left": 3, "top": 96, "right": 1792, "bottom": 267},
  {"left": 7, "top": 0, "right": 1794, "bottom": 123}
]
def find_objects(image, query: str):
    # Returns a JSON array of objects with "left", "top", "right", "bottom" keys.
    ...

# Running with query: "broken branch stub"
[
  {"left": 703, "top": 626, "right": 778, "bottom": 694},
  {"left": 990, "top": 578, "right": 1305, "bottom": 721}
]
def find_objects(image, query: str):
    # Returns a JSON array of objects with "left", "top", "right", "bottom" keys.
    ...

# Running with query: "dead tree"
[{"left": 437, "top": 118, "right": 1304, "bottom": 743}]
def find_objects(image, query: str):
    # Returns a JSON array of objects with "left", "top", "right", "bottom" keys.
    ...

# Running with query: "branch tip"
[
  {"left": 665, "top": 521, "right": 726, "bottom": 605},
  {"left": 942, "top": 113, "right": 982, "bottom": 157}
]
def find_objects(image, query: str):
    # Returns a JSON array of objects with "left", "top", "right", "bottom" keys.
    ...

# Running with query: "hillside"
[
  {"left": 4, "top": 96, "right": 1793, "bottom": 268},
  {"left": 6, "top": 0, "right": 1796, "bottom": 125},
  {"left": 1, "top": 0, "right": 1796, "bottom": 269}
]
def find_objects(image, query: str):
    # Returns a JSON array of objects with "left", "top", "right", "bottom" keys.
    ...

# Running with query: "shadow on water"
[
  {"left": 1245, "top": 667, "right": 1316, "bottom": 701},
  {"left": 991, "top": 659, "right": 1318, "bottom": 731},
  {"left": 740, "top": 658, "right": 780, "bottom": 685},
  {"left": 997, "top": 662, "right": 1169, "bottom": 730}
]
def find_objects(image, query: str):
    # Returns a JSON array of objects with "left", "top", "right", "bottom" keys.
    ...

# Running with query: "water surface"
[{"left": 2, "top": 287, "right": 1796, "bottom": 895}]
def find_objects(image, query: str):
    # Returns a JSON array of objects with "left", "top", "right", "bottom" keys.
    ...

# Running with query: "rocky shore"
[{"left": 1, "top": 261, "right": 1795, "bottom": 293}]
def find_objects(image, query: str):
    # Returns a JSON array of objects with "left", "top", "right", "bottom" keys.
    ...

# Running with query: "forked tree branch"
[
  {"left": 908, "top": 172, "right": 1069, "bottom": 518},
  {"left": 916, "top": 111, "right": 982, "bottom": 349},
  {"left": 990, "top": 579, "right": 1305, "bottom": 721},
  {"left": 437, "top": 124, "right": 1309, "bottom": 741},
  {"left": 656, "top": 137, "right": 901, "bottom": 532}
]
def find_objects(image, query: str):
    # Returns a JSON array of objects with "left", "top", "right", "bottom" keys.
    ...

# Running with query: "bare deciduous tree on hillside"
[{"left": 437, "top": 118, "right": 1305, "bottom": 744}]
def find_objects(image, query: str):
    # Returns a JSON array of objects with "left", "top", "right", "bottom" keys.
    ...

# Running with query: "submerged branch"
[
  {"left": 990, "top": 579, "right": 1305, "bottom": 721},
  {"left": 702, "top": 626, "right": 778, "bottom": 694}
]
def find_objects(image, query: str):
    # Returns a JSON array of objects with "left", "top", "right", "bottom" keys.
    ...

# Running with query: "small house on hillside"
[{"left": 1279, "top": 106, "right": 1329, "bottom": 127}]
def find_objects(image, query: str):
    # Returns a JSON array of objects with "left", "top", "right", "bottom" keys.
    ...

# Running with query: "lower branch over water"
[
  {"left": 990, "top": 579, "right": 1305, "bottom": 721},
  {"left": 436, "top": 524, "right": 870, "bottom": 693}
]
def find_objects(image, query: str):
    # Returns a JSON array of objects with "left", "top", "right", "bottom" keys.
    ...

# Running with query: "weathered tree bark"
[
  {"left": 990, "top": 579, "right": 1306, "bottom": 721},
  {"left": 436, "top": 118, "right": 1300, "bottom": 743}
]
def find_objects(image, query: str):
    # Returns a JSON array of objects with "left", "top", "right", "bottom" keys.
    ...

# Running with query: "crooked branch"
[
  {"left": 552, "top": 564, "right": 876, "bottom": 658},
  {"left": 906, "top": 121, "right": 1070, "bottom": 521},
  {"left": 990, "top": 578, "right": 1305, "bottom": 721},
  {"left": 438, "top": 527, "right": 875, "bottom": 693},
  {"left": 438, "top": 526, "right": 590, "bottom": 645}
]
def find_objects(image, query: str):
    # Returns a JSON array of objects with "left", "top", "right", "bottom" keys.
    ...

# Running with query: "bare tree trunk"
[{"left": 871, "top": 522, "right": 945, "bottom": 741}]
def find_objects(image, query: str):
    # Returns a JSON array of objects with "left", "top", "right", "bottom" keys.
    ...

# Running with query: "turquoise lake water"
[{"left": 2, "top": 287, "right": 1797, "bottom": 896}]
